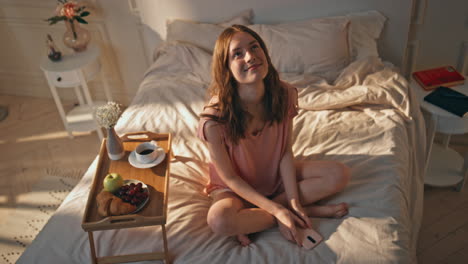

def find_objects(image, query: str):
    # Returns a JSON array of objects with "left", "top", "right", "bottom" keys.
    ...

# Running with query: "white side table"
[
  {"left": 413, "top": 77, "right": 468, "bottom": 191},
  {"left": 40, "top": 45, "right": 112, "bottom": 141}
]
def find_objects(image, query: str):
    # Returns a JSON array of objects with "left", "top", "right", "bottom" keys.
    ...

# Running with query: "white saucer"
[{"left": 128, "top": 147, "right": 166, "bottom": 169}]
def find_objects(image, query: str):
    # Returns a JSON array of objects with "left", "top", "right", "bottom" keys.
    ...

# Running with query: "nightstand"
[
  {"left": 413, "top": 78, "right": 468, "bottom": 191},
  {"left": 40, "top": 45, "right": 112, "bottom": 141}
]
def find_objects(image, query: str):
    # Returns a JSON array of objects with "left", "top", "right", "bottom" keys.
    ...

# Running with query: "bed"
[{"left": 18, "top": 1, "right": 427, "bottom": 263}]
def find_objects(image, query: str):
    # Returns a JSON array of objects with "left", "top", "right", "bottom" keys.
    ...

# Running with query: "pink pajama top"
[{"left": 197, "top": 82, "right": 298, "bottom": 197}]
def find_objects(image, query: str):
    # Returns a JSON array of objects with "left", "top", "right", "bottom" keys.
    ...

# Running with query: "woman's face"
[{"left": 228, "top": 32, "right": 268, "bottom": 86}]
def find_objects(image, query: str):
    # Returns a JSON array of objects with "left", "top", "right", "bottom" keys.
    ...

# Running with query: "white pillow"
[
  {"left": 166, "top": 9, "right": 253, "bottom": 53},
  {"left": 250, "top": 10, "right": 386, "bottom": 76},
  {"left": 345, "top": 10, "right": 387, "bottom": 60},
  {"left": 249, "top": 18, "right": 350, "bottom": 75},
  {"left": 165, "top": 9, "right": 385, "bottom": 76},
  {"left": 218, "top": 9, "right": 253, "bottom": 27}
]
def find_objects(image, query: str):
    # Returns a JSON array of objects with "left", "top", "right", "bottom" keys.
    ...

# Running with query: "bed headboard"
[{"left": 132, "top": 0, "right": 413, "bottom": 69}]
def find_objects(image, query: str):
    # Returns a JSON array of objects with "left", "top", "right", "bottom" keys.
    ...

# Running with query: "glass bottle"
[{"left": 46, "top": 34, "right": 62, "bottom": 62}]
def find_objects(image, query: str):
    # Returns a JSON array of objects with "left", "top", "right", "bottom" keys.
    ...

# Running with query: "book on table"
[
  {"left": 412, "top": 66, "right": 465, "bottom": 91},
  {"left": 424, "top": 86, "right": 468, "bottom": 118}
]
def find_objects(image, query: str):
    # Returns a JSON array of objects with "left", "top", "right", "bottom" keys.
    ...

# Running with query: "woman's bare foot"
[
  {"left": 332, "top": 203, "right": 349, "bottom": 218},
  {"left": 305, "top": 202, "right": 349, "bottom": 218},
  {"left": 237, "top": 234, "right": 252, "bottom": 247}
]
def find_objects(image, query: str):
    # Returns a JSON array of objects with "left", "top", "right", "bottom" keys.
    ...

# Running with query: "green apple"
[{"left": 103, "top": 173, "right": 124, "bottom": 193}]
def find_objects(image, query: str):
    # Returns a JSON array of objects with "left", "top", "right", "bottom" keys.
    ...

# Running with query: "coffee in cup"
[{"left": 135, "top": 141, "right": 159, "bottom": 164}]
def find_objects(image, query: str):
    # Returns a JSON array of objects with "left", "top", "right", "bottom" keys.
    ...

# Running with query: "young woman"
[{"left": 198, "top": 25, "right": 350, "bottom": 247}]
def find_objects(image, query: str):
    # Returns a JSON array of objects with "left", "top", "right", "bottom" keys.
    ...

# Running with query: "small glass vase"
[
  {"left": 106, "top": 127, "right": 124, "bottom": 160},
  {"left": 63, "top": 20, "right": 90, "bottom": 52}
]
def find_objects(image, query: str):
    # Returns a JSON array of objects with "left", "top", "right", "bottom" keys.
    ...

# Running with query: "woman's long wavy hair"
[{"left": 202, "top": 24, "right": 287, "bottom": 144}]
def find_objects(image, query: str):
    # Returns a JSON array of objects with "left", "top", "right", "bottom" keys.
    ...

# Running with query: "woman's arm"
[
  {"left": 279, "top": 127, "right": 299, "bottom": 204},
  {"left": 279, "top": 121, "right": 312, "bottom": 228}
]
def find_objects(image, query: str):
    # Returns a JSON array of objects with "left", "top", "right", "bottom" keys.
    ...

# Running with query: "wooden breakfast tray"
[{"left": 82, "top": 131, "right": 172, "bottom": 232}]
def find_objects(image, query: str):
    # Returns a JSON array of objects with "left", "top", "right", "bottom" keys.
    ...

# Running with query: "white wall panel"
[{"left": 413, "top": 0, "right": 468, "bottom": 72}]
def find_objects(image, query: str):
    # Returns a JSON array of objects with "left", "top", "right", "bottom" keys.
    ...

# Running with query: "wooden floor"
[
  {"left": 0, "top": 95, "right": 101, "bottom": 227},
  {"left": 0, "top": 95, "right": 467, "bottom": 263}
]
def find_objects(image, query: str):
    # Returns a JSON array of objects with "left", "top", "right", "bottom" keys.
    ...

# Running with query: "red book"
[{"left": 412, "top": 66, "right": 465, "bottom": 91}]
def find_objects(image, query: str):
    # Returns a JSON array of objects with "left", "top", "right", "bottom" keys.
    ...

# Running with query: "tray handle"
[
  {"left": 94, "top": 214, "right": 145, "bottom": 228},
  {"left": 121, "top": 131, "right": 165, "bottom": 142}
]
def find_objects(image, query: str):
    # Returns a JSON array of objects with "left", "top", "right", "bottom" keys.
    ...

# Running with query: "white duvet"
[{"left": 18, "top": 42, "right": 426, "bottom": 264}]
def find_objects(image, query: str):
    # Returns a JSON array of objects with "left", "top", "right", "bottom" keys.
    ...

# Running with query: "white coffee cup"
[{"left": 135, "top": 141, "right": 159, "bottom": 164}]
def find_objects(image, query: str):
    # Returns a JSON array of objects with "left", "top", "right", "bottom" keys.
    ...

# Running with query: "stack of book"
[
  {"left": 424, "top": 86, "right": 468, "bottom": 118},
  {"left": 412, "top": 66, "right": 465, "bottom": 91}
]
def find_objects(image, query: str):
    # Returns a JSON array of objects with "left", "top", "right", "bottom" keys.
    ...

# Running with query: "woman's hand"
[
  {"left": 289, "top": 199, "right": 312, "bottom": 229},
  {"left": 273, "top": 205, "right": 307, "bottom": 246}
]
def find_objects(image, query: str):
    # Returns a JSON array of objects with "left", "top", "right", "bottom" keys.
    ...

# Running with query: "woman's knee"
[
  {"left": 207, "top": 208, "right": 237, "bottom": 236},
  {"left": 331, "top": 162, "right": 351, "bottom": 192}
]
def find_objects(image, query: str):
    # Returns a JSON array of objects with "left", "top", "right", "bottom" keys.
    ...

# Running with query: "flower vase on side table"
[
  {"left": 106, "top": 127, "right": 124, "bottom": 160},
  {"left": 63, "top": 20, "right": 90, "bottom": 52}
]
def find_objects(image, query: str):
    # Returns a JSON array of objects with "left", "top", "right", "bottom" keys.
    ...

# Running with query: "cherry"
[{"left": 115, "top": 182, "right": 148, "bottom": 207}]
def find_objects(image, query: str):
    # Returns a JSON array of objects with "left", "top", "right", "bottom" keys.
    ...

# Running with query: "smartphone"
[{"left": 298, "top": 228, "right": 323, "bottom": 250}]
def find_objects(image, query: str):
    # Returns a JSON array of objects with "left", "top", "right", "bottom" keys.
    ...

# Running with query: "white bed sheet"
[{"left": 18, "top": 43, "right": 426, "bottom": 264}]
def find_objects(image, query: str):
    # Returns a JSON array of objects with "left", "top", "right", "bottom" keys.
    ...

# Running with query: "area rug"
[{"left": 0, "top": 168, "right": 83, "bottom": 264}]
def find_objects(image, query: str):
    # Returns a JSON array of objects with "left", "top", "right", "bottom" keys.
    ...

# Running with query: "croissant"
[{"left": 97, "top": 190, "right": 136, "bottom": 217}]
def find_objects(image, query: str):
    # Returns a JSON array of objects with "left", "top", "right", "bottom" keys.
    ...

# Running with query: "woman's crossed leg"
[{"left": 207, "top": 160, "right": 351, "bottom": 246}]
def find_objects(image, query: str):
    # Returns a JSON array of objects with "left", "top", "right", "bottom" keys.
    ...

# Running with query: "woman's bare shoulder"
[{"left": 203, "top": 120, "right": 225, "bottom": 144}]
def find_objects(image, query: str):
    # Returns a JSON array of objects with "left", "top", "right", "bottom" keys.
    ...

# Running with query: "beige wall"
[
  {"left": 0, "top": 0, "right": 148, "bottom": 105},
  {"left": 0, "top": 0, "right": 467, "bottom": 104},
  {"left": 407, "top": 0, "right": 468, "bottom": 75}
]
